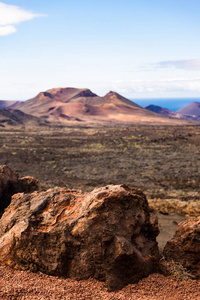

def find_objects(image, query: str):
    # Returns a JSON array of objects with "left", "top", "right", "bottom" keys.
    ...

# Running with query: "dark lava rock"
[{"left": 0, "top": 165, "right": 39, "bottom": 214}]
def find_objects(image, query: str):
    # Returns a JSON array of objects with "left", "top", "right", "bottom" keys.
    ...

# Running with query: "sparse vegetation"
[
  {"left": 160, "top": 257, "right": 195, "bottom": 280},
  {"left": 0, "top": 124, "right": 200, "bottom": 204}
]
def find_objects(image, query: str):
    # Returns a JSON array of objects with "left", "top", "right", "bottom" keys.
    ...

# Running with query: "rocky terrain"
[
  {"left": 0, "top": 121, "right": 200, "bottom": 298},
  {"left": 0, "top": 165, "right": 200, "bottom": 298},
  {"left": 0, "top": 123, "right": 199, "bottom": 204}
]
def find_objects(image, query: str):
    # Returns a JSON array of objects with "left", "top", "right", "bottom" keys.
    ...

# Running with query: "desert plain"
[
  {"left": 0, "top": 122, "right": 200, "bottom": 246},
  {"left": 0, "top": 123, "right": 199, "bottom": 202}
]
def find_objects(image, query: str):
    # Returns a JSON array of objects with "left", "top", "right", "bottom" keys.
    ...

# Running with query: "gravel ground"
[{"left": 1, "top": 266, "right": 200, "bottom": 300}]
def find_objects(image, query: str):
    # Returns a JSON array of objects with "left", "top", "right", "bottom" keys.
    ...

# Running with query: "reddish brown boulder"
[
  {"left": 0, "top": 165, "right": 39, "bottom": 214},
  {"left": 0, "top": 184, "right": 159, "bottom": 290},
  {"left": 163, "top": 219, "right": 200, "bottom": 278}
]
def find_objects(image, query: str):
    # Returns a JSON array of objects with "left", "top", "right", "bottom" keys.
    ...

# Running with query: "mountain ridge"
[
  {"left": 2, "top": 87, "right": 198, "bottom": 124},
  {"left": 145, "top": 104, "right": 200, "bottom": 121},
  {"left": 17, "top": 87, "right": 167, "bottom": 123},
  {"left": 0, "top": 100, "right": 21, "bottom": 110}
]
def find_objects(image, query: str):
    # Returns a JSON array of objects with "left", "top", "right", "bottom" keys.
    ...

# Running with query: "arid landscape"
[
  {"left": 0, "top": 88, "right": 200, "bottom": 299},
  {"left": 0, "top": 122, "right": 199, "bottom": 202},
  {"left": 2, "top": 0, "right": 200, "bottom": 298},
  {"left": 1, "top": 122, "right": 200, "bottom": 236},
  {"left": 1, "top": 121, "right": 200, "bottom": 298},
  {"left": 1, "top": 84, "right": 200, "bottom": 298}
]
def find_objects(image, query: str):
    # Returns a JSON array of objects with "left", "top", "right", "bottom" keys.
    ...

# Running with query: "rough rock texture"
[
  {"left": 0, "top": 165, "right": 39, "bottom": 213},
  {"left": 0, "top": 184, "right": 159, "bottom": 291},
  {"left": 163, "top": 219, "right": 200, "bottom": 279}
]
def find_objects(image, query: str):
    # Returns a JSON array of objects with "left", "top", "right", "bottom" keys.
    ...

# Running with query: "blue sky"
[{"left": 0, "top": 0, "right": 200, "bottom": 105}]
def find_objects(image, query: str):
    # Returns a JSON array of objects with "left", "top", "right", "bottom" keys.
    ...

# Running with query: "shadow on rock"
[
  {"left": 0, "top": 165, "right": 39, "bottom": 216},
  {"left": 0, "top": 180, "right": 160, "bottom": 291}
]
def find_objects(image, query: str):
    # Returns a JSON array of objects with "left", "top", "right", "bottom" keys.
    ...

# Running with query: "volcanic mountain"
[
  {"left": 17, "top": 87, "right": 189, "bottom": 124},
  {"left": 0, "top": 109, "right": 50, "bottom": 127},
  {"left": 0, "top": 100, "right": 21, "bottom": 110},
  {"left": 145, "top": 104, "right": 200, "bottom": 121},
  {"left": 177, "top": 101, "right": 200, "bottom": 116},
  {"left": 145, "top": 105, "right": 177, "bottom": 117}
]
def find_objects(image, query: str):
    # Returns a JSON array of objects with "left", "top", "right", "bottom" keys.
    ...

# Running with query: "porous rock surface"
[
  {"left": 0, "top": 165, "right": 39, "bottom": 213},
  {"left": 0, "top": 184, "right": 159, "bottom": 290},
  {"left": 163, "top": 219, "right": 200, "bottom": 278}
]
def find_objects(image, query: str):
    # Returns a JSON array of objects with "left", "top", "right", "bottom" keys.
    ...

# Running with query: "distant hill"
[
  {"left": 145, "top": 105, "right": 177, "bottom": 117},
  {"left": 16, "top": 87, "right": 187, "bottom": 124},
  {"left": 17, "top": 87, "right": 142, "bottom": 114},
  {"left": 0, "top": 100, "right": 21, "bottom": 109},
  {"left": 0, "top": 109, "right": 50, "bottom": 127},
  {"left": 177, "top": 102, "right": 200, "bottom": 116},
  {"left": 145, "top": 104, "right": 200, "bottom": 121}
]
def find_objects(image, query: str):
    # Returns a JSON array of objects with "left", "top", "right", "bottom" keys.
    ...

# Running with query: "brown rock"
[
  {"left": 0, "top": 165, "right": 39, "bottom": 214},
  {"left": 163, "top": 219, "right": 200, "bottom": 278},
  {"left": 0, "top": 165, "right": 19, "bottom": 211},
  {"left": 0, "top": 184, "right": 159, "bottom": 290}
]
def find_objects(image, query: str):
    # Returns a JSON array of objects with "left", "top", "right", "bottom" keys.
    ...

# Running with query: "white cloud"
[
  {"left": 156, "top": 60, "right": 200, "bottom": 71},
  {"left": 0, "top": 25, "right": 16, "bottom": 36},
  {"left": 112, "top": 77, "right": 200, "bottom": 96},
  {"left": 0, "top": 2, "right": 45, "bottom": 36}
]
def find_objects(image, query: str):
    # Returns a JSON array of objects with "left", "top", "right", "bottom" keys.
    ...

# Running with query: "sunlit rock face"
[{"left": 0, "top": 183, "right": 159, "bottom": 291}]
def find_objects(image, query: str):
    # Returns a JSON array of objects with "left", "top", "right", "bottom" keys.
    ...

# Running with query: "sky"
[{"left": 0, "top": 0, "right": 200, "bottom": 108}]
